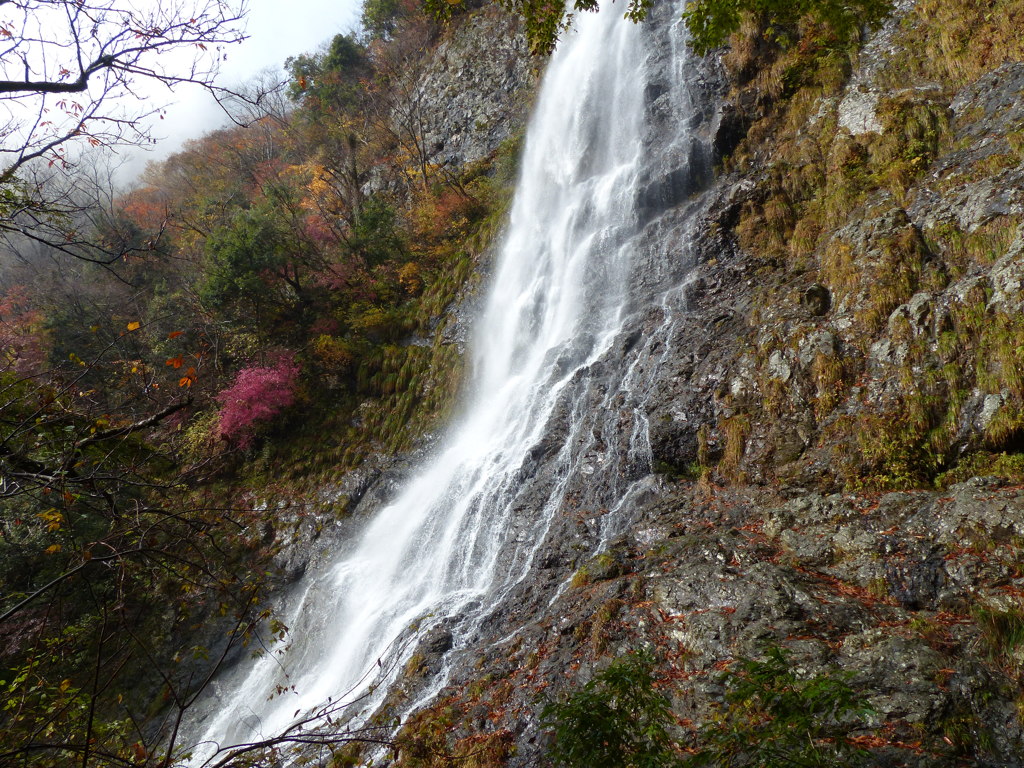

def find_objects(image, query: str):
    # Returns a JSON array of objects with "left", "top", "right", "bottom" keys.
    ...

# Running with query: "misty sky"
[{"left": 120, "top": 0, "right": 363, "bottom": 181}]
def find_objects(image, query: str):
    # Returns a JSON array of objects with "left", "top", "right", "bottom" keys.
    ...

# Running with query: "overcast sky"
[{"left": 118, "top": 0, "right": 363, "bottom": 181}]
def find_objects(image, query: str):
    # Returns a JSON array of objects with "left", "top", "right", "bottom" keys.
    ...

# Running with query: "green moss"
[
  {"left": 405, "top": 652, "right": 427, "bottom": 677},
  {"left": 1008, "top": 130, "right": 1024, "bottom": 159},
  {"left": 939, "top": 706, "right": 996, "bottom": 757},
  {"left": 570, "top": 566, "right": 591, "bottom": 589},
  {"left": 867, "top": 97, "right": 951, "bottom": 200},
  {"left": 812, "top": 351, "right": 847, "bottom": 417},
  {"left": 926, "top": 217, "right": 1020, "bottom": 275}
]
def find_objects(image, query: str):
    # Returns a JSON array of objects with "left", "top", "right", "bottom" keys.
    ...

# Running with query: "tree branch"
[{"left": 72, "top": 397, "right": 191, "bottom": 453}]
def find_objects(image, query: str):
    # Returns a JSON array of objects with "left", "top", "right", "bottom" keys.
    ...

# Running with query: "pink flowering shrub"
[{"left": 216, "top": 354, "right": 300, "bottom": 448}]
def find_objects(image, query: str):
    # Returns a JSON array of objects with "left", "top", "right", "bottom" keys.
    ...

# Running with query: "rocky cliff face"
[
  {"left": 417, "top": 7, "right": 537, "bottom": 168},
  {"left": 269, "top": 2, "right": 1024, "bottom": 765}
]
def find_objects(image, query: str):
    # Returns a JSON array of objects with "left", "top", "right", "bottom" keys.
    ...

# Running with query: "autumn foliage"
[{"left": 216, "top": 354, "right": 301, "bottom": 447}]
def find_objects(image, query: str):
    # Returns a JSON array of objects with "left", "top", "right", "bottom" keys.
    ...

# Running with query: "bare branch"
[{"left": 0, "top": 0, "right": 248, "bottom": 191}]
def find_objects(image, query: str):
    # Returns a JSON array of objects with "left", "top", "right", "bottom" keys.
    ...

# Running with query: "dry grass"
[
  {"left": 719, "top": 415, "right": 751, "bottom": 481},
  {"left": 812, "top": 351, "right": 846, "bottom": 418},
  {"left": 879, "top": 0, "right": 1024, "bottom": 91}
]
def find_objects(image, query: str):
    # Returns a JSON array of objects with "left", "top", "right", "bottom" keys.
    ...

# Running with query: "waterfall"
[{"left": 190, "top": 2, "right": 705, "bottom": 761}]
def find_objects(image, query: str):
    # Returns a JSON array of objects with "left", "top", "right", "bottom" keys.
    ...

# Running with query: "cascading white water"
[{"left": 191, "top": 3, "right": 702, "bottom": 761}]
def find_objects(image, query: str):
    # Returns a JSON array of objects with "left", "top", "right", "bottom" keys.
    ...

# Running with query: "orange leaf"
[
  {"left": 126, "top": 321, "right": 141, "bottom": 331},
  {"left": 167, "top": 330, "right": 184, "bottom": 339},
  {"left": 166, "top": 356, "right": 184, "bottom": 369}
]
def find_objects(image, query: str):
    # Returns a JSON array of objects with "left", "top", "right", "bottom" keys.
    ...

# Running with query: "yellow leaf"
[
  {"left": 46, "top": 544, "right": 62, "bottom": 554},
  {"left": 126, "top": 321, "right": 141, "bottom": 331},
  {"left": 38, "top": 508, "right": 63, "bottom": 531}
]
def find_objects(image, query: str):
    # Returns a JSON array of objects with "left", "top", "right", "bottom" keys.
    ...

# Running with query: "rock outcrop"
[{"left": 417, "top": 7, "right": 537, "bottom": 168}]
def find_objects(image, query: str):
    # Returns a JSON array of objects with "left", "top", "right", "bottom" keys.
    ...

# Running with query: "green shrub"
[
  {"left": 689, "top": 646, "right": 874, "bottom": 767},
  {"left": 541, "top": 650, "right": 676, "bottom": 768}
]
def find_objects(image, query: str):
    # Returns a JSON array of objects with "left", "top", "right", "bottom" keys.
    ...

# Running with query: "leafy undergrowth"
[
  {"left": 539, "top": 647, "right": 876, "bottom": 768},
  {"left": 541, "top": 650, "right": 677, "bottom": 768}
]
